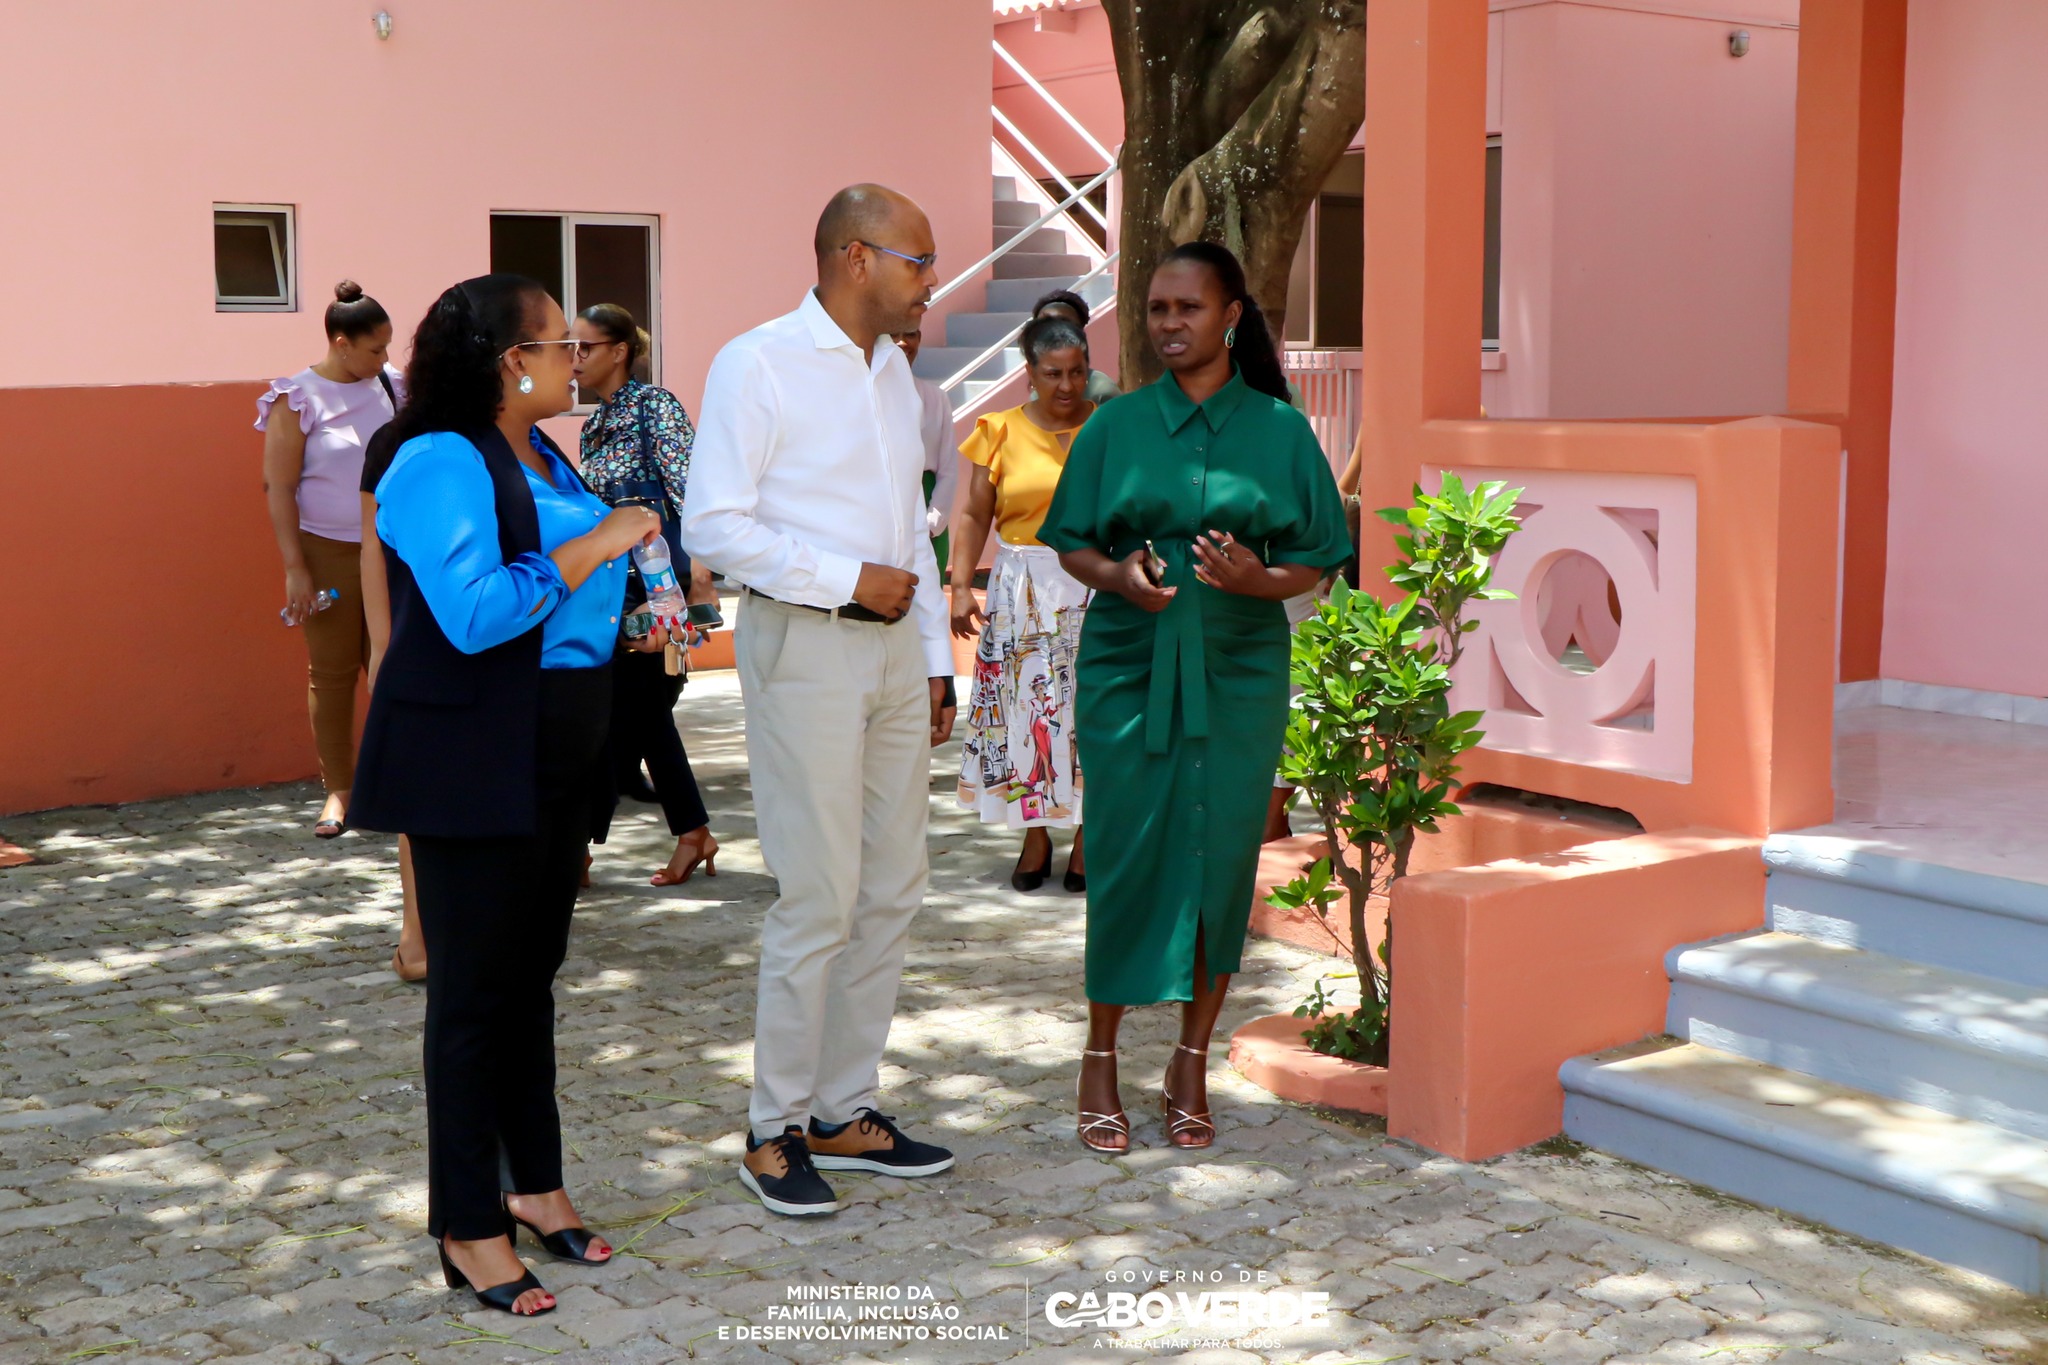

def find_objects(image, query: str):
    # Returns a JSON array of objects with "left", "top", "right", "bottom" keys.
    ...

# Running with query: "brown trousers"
[{"left": 299, "top": 531, "right": 369, "bottom": 792}]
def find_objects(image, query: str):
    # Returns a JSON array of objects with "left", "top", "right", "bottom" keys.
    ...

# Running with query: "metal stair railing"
[
  {"left": 943, "top": 252, "right": 1118, "bottom": 416},
  {"left": 928, "top": 158, "right": 1119, "bottom": 311},
  {"left": 927, "top": 36, "right": 1123, "bottom": 413},
  {"left": 991, "top": 136, "right": 1109, "bottom": 266},
  {"left": 994, "top": 40, "right": 1115, "bottom": 164},
  {"left": 992, "top": 107, "right": 1111, "bottom": 236}
]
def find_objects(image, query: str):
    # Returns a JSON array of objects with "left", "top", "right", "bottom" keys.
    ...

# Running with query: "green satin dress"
[{"left": 1038, "top": 370, "right": 1351, "bottom": 1005}]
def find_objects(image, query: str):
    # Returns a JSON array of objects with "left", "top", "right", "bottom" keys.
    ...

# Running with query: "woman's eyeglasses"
[{"left": 512, "top": 338, "right": 581, "bottom": 356}]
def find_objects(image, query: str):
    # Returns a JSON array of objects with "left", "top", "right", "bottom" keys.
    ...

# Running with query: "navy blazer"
[{"left": 350, "top": 426, "right": 549, "bottom": 839}]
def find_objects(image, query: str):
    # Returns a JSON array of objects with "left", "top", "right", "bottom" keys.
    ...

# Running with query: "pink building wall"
[
  {"left": 0, "top": 1, "right": 991, "bottom": 409},
  {"left": 1882, "top": 0, "right": 2048, "bottom": 696},
  {"left": 1486, "top": 0, "right": 1800, "bottom": 420}
]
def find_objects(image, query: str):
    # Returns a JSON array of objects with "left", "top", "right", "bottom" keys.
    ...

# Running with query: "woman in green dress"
[{"left": 1039, "top": 242, "right": 1350, "bottom": 1151}]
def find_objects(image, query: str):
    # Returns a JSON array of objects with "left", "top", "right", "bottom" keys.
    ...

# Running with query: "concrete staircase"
[
  {"left": 1561, "top": 835, "right": 2048, "bottom": 1291},
  {"left": 914, "top": 174, "right": 1111, "bottom": 409}
]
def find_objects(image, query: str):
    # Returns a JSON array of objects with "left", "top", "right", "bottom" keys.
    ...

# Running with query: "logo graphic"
[{"left": 1044, "top": 1286, "right": 1331, "bottom": 1332}]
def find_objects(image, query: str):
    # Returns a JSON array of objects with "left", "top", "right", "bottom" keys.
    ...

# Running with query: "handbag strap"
[
  {"left": 632, "top": 386, "right": 675, "bottom": 522},
  {"left": 377, "top": 369, "right": 397, "bottom": 412}
]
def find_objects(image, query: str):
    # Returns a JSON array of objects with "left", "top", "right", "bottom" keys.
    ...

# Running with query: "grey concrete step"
[
  {"left": 912, "top": 345, "right": 1021, "bottom": 383},
  {"left": 993, "top": 175, "right": 1020, "bottom": 201},
  {"left": 983, "top": 275, "right": 1113, "bottom": 312},
  {"left": 1561, "top": 1039, "right": 2048, "bottom": 1293},
  {"left": 993, "top": 199, "right": 1042, "bottom": 228},
  {"left": 1670, "top": 931, "right": 2048, "bottom": 1141},
  {"left": 944, "top": 311, "right": 1032, "bottom": 348},
  {"left": 994, "top": 225, "right": 1069, "bottom": 254},
  {"left": 957, "top": 378, "right": 1002, "bottom": 406},
  {"left": 1765, "top": 836, "right": 2048, "bottom": 991},
  {"left": 992, "top": 252, "right": 1094, "bottom": 280}
]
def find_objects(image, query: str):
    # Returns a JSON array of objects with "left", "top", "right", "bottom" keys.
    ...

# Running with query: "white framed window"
[
  {"left": 489, "top": 212, "right": 660, "bottom": 402},
  {"left": 214, "top": 203, "right": 296, "bottom": 311}
]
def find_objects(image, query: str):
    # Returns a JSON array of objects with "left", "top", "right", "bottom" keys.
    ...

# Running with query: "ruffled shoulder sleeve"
[
  {"left": 255, "top": 370, "right": 317, "bottom": 435},
  {"left": 958, "top": 410, "right": 1010, "bottom": 472}
]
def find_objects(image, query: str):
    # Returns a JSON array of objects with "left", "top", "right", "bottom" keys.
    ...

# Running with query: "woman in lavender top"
[{"left": 257, "top": 280, "right": 402, "bottom": 837}]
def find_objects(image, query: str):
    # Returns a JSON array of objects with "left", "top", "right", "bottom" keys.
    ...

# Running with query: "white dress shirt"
[
  {"left": 681, "top": 291, "right": 952, "bottom": 679},
  {"left": 912, "top": 376, "right": 959, "bottom": 541}
]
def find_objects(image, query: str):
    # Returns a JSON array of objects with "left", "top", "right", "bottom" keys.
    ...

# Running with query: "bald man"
[{"left": 680, "top": 185, "right": 958, "bottom": 1217}]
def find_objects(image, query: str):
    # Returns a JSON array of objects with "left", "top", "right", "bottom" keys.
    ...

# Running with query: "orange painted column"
[
  {"left": 1785, "top": 0, "right": 1909, "bottom": 683},
  {"left": 1357, "top": 0, "right": 1489, "bottom": 576}
]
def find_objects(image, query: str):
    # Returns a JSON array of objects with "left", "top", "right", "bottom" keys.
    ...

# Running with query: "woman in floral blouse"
[{"left": 573, "top": 303, "right": 719, "bottom": 886}]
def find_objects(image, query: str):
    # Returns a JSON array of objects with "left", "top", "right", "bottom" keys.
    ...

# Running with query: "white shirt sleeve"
[
  {"left": 678, "top": 344, "right": 863, "bottom": 607},
  {"left": 909, "top": 501, "right": 953, "bottom": 679},
  {"left": 920, "top": 384, "right": 959, "bottom": 540}
]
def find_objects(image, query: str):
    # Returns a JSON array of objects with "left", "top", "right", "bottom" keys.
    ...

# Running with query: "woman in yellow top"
[{"left": 948, "top": 315, "right": 1096, "bottom": 892}]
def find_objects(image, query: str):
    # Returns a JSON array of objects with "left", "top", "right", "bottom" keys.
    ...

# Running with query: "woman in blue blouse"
[
  {"left": 572, "top": 302, "right": 719, "bottom": 885},
  {"left": 351, "top": 274, "right": 661, "bottom": 1318}
]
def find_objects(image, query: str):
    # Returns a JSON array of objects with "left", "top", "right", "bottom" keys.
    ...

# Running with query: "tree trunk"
[{"left": 1102, "top": 0, "right": 1366, "bottom": 386}]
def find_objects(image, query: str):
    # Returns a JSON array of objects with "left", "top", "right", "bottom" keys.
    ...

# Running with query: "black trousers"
[
  {"left": 609, "top": 648, "right": 709, "bottom": 836},
  {"left": 412, "top": 666, "right": 610, "bottom": 1241}
]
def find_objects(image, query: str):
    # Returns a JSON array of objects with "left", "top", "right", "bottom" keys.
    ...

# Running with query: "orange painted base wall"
[
  {"left": 1387, "top": 831, "right": 1764, "bottom": 1160},
  {"left": 1, "top": 385, "right": 316, "bottom": 815}
]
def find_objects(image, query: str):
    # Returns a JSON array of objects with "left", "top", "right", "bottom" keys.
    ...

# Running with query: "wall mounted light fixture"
[
  {"left": 1728, "top": 29, "right": 1751, "bottom": 58},
  {"left": 372, "top": 10, "right": 394, "bottom": 40}
]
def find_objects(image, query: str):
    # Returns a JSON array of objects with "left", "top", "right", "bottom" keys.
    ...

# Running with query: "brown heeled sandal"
[
  {"left": 652, "top": 829, "right": 718, "bottom": 886},
  {"left": 1077, "top": 1048, "right": 1130, "bottom": 1153},
  {"left": 1162, "top": 1044, "right": 1216, "bottom": 1149}
]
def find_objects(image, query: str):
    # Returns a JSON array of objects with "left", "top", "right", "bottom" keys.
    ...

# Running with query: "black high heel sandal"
[
  {"left": 439, "top": 1238, "right": 554, "bottom": 1316},
  {"left": 504, "top": 1196, "right": 612, "bottom": 1266},
  {"left": 1063, "top": 864, "right": 1086, "bottom": 894}
]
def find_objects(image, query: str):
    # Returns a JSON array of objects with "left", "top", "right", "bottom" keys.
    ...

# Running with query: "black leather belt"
[{"left": 745, "top": 589, "right": 899, "bottom": 624}]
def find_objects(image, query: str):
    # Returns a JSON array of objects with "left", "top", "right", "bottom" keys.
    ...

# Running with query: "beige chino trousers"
[{"left": 736, "top": 594, "right": 932, "bottom": 1139}]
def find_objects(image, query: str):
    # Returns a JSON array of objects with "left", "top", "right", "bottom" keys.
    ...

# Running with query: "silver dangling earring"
[
  {"left": 1223, "top": 325, "right": 1238, "bottom": 348},
  {"left": 518, "top": 375, "right": 535, "bottom": 395}
]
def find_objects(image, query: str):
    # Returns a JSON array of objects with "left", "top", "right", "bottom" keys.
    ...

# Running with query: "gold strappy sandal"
[
  {"left": 1078, "top": 1048, "right": 1131, "bottom": 1153},
  {"left": 1161, "top": 1044, "right": 1216, "bottom": 1149}
]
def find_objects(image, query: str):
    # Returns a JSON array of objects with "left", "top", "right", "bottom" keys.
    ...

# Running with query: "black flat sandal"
[
  {"left": 505, "top": 1199, "right": 612, "bottom": 1266},
  {"left": 439, "top": 1240, "right": 555, "bottom": 1316}
]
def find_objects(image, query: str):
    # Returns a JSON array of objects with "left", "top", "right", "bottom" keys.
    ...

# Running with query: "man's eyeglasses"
[{"left": 848, "top": 240, "right": 938, "bottom": 271}]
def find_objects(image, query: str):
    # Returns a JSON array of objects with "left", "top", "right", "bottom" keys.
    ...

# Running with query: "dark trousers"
[
  {"left": 610, "top": 648, "right": 709, "bottom": 836},
  {"left": 412, "top": 666, "right": 610, "bottom": 1241}
]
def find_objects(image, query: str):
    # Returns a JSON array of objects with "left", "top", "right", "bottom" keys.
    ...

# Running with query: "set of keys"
[{"left": 656, "top": 619, "right": 706, "bottom": 676}]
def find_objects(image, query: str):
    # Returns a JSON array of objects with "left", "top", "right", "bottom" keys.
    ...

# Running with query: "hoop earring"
[
  {"left": 517, "top": 375, "right": 535, "bottom": 395},
  {"left": 1223, "top": 325, "right": 1238, "bottom": 348}
]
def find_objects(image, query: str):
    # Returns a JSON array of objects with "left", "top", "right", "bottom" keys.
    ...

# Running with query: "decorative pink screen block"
[{"left": 1442, "top": 468, "right": 1697, "bottom": 784}]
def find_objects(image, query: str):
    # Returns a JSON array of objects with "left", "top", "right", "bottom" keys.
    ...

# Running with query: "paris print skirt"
[{"left": 957, "top": 541, "right": 1091, "bottom": 830}]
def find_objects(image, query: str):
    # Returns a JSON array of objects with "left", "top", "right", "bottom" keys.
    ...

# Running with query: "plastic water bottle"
[
  {"left": 281, "top": 589, "right": 338, "bottom": 626},
  {"left": 631, "top": 536, "right": 687, "bottom": 621}
]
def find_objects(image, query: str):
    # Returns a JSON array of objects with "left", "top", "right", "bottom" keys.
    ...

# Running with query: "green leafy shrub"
[{"left": 1269, "top": 474, "right": 1522, "bottom": 1065}]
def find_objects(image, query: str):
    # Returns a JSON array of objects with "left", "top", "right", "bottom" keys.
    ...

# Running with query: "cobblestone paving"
[{"left": 5, "top": 675, "right": 2048, "bottom": 1365}]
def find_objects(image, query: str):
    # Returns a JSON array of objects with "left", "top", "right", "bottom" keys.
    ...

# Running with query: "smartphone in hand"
[
  {"left": 686, "top": 601, "right": 725, "bottom": 631},
  {"left": 1141, "top": 539, "right": 1168, "bottom": 587}
]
